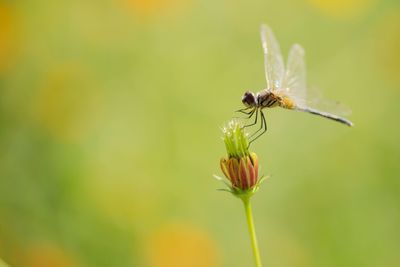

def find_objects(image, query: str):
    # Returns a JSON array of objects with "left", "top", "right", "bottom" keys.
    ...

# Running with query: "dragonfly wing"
[
  {"left": 260, "top": 24, "right": 285, "bottom": 90},
  {"left": 281, "top": 44, "right": 307, "bottom": 107},
  {"left": 305, "top": 87, "right": 353, "bottom": 117}
]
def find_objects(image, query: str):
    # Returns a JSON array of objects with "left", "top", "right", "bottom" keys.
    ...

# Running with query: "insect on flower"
[{"left": 239, "top": 24, "right": 353, "bottom": 145}]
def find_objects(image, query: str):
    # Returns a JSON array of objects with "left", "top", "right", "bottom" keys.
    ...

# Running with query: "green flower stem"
[{"left": 242, "top": 196, "right": 263, "bottom": 267}]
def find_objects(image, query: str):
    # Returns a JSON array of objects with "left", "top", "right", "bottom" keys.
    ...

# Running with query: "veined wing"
[
  {"left": 260, "top": 24, "right": 285, "bottom": 90},
  {"left": 305, "top": 87, "right": 352, "bottom": 117},
  {"left": 280, "top": 44, "right": 307, "bottom": 107}
]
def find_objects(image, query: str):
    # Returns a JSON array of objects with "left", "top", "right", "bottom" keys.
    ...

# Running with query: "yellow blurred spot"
[
  {"left": 308, "top": 0, "right": 375, "bottom": 18},
  {"left": 24, "top": 244, "right": 81, "bottom": 267},
  {"left": 0, "top": 3, "right": 18, "bottom": 73},
  {"left": 147, "top": 223, "right": 220, "bottom": 267},
  {"left": 33, "top": 63, "right": 101, "bottom": 141},
  {"left": 374, "top": 10, "right": 400, "bottom": 84},
  {"left": 122, "top": 0, "right": 190, "bottom": 19}
]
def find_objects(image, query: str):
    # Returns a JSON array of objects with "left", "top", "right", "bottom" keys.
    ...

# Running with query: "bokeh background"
[{"left": 1, "top": 0, "right": 400, "bottom": 266}]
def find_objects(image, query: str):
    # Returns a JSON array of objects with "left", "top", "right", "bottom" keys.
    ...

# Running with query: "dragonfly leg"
[
  {"left": 236, "top": 107, "right": 254, "bottom": 115},
  {"left": 248, "top": 111, "right": 267, "bottom": 146},
  {"left": 233, "top": 107, "right": 255, "bottom": 120},
  {"left": 243, "top": 108, "right": 258, "bottom": 128},
  {"left": 236, "top": 107, "right": 252, "bottom": 114},
  {"left": 233, "top": 109, "right": 256, "bottom": 121},
  {"left": 249, "top": 110, "right": 267, "bottom": 138}
]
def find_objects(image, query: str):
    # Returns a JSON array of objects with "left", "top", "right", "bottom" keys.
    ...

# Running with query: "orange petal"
[
  {"left": 238, "top": 157, "right": 249, "bottom": 189},
  {"left": 249, "top": 152, "right": 259, "bottom": 183},
  {"left": 228, "top": 158, "right": 239, "bottom": 187},
  {"left": 219, "top": 158, "right": 230, "bottom": 180},
  {"left": 246, "top": 156, "right": 256, "bottom": 188}
]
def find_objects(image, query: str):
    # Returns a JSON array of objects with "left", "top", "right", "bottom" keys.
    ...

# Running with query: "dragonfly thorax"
[
  {"left": 242, "top": 90, "right": 281, "bottom": 109},
  {"left": 257, "top": 89, "right": 281, "bottom": 108}
]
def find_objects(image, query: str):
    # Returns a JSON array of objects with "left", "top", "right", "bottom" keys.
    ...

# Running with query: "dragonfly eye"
[{"left": 242, "top": 91, "right": 257, "bottom": 107}]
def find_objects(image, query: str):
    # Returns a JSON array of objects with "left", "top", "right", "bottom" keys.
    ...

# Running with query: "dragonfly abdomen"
[
  {"left": 279, "top": 96, "right": 296, "bottom": 109},
  {"left": 296, "top": 107, "right": 353, "bottom": 127}
]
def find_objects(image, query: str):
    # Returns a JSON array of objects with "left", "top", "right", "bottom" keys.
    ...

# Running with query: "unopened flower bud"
[
  {"left": 220, "top": 152, "right": 259, "bottom": 190},
  {"left": 218, "top": 121, "right": 264, "bottom": 195}
]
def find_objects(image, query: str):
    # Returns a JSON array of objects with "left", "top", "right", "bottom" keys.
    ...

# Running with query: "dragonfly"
[{"left": 238, "top": 24, "right": 353, "bottom": 144}]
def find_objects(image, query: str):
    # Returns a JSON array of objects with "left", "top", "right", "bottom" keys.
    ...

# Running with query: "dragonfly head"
[{"left": 242, "top": 91, "right": 257, "bottom": 108}]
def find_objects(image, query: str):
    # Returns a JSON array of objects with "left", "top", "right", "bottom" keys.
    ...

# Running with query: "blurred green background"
[{"left": 1, "top": 0, "right": 400, "bottom": 266}]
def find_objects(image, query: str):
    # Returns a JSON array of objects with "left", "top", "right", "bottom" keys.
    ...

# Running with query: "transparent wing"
[
  {"left": 280, "top": 44, "right": 307, "bottom": 107},
  {"left": 305, "top": 86, "right": 352, "bottom": 117},
  {"left": 260, "top": 24, "right": 285, "bottom": 90}
]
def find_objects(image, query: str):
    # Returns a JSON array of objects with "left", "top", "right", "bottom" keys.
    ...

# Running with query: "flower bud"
[
  {"left": 220, "top": 152, "right": 259, "bottom": 190},
  {"left": 218, "top": 121, "right": 263, "bottom": 194}
]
